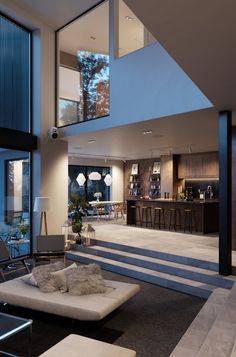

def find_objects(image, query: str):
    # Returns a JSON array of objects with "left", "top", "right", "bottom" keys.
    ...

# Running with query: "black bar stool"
[
  {"left": 169, "top": 208, "right": 181, "bottom": 231},
  {"left": 153, "top": 207, "right": 165, "bottom": 229},
  {"left": 183, "top": 209, "right": 197, "bottom": 233},
  {"left": 141, "top": 206, "right": 152, "bottom": 227},
  {"left": 131, "top": 205, "right": 141, "bottom": 226}
]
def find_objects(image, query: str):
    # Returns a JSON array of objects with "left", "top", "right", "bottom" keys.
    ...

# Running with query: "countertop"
[{"left": 127, "top": 198, "right": 219, "bottom": 204}]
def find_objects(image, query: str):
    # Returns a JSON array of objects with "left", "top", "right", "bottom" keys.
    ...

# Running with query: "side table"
[{"left": 0, "top": 311, "right": 33, "bottom": 356}]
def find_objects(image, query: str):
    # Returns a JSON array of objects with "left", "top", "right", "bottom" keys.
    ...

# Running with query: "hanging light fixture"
[
  {"left": 104, "top": 174, "right": 112, "bottom": 186},
  {"left": 76, "top": 173, "right": 86, "bottom": 186},
  {"left": 88, "top": 172, "right": 101, "bottom": 180}
]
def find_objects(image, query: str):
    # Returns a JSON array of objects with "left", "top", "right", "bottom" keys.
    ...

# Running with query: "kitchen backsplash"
[{"left": 185, "top": 179, "right": 219, "bottom": 199}]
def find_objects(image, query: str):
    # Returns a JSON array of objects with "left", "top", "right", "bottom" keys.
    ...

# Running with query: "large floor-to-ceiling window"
[
  {"left": 68, "top": 165, "right": 111, "bottom": 203},
  {"left": 0, "top": 150, "right": 31, "bottom": 257},
  {"left": 0, "top": 13, "right": 35, "bottom": 258}
]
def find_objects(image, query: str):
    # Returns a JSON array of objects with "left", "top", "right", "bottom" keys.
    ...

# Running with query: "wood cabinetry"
[{"left": 178, "top": 152, "right": 219, "bottom": 178}]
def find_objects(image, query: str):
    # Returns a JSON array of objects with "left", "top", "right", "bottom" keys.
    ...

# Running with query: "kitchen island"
[{"left": 127, "top": 199, "right": 219, "bottom": 234}]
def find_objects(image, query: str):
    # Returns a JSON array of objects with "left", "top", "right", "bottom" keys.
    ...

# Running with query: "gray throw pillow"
[
  {"left": 21, "top": 273, "right": 38, "bottom": 287},
  {"left": 65, "top": 264, "right": 106, "bottom": 296},
  {"left": 32, "top": 261, "right": 65, "bottom": 293},
  {"left": 51, "top": 262, "right": 77, "bottom": 293}
]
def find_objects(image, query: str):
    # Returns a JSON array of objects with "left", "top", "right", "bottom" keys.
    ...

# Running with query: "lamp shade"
[
  {"left": 76, "top": 173, "right": 86, "bottom": 186},
  {"left": 34, "top": 197, "right": 52, "bottom": 212},
  {"left": 104, "top": 174, "right": 112, "bottom": 186},
  {"left": 88, "top": 172, "right": 101, "bottom": 180}
]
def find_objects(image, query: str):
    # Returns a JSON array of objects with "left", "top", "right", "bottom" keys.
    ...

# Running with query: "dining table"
[{"left": 88, "top": 201, "right": 124, "bottom": 221}]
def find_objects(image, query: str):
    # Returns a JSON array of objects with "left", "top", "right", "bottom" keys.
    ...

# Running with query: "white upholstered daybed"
[{"left": 0, "top": 275, "right": 140, "bottom": 321}]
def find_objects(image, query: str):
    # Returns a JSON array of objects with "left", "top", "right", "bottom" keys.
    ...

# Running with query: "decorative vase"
[{"left": 96, "top": 197, "right": 100, "bottom": 202}]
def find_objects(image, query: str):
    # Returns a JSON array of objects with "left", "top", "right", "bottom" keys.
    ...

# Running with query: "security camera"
[{"left": 48, "top": 127, "right": 59, "bottom": 139}]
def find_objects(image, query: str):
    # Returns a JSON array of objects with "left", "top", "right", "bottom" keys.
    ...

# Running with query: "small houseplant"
[
  {"left": 68, "top": 193, "right": 88, "bottom": 243},
  {"left": 18, "top": 221, "right": 30, "bottom": 240}
]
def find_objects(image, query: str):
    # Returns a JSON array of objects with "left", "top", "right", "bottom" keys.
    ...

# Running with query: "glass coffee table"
[{"left": 0, "top": 312, "right": 32, "bottom": 356}]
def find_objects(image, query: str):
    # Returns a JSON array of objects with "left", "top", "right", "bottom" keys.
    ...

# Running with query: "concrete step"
[
  {"left": 196, "top": 282, "right": 236, "bottom": 356},
  {"left": 170, "top": 288, "right": 230, "bottom": 356},
  {"left": 66, "top": 250, "right": 224, "bottom": 299},
  {"left": 89, "top": 238, "right": 219, "bottom": 272},
  {"left": 71, "top": 244, "right": 233, "bottom": 290}
]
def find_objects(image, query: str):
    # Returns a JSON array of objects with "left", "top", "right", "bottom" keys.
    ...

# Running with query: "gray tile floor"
[{"left": 88, "top": 218, "right": 236, "bottom": 270}]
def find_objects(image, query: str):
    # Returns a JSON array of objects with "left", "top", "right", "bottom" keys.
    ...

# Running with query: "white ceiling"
[
  {"left": 67, "top": 109, "right": 219, "bottom": 161},
  {"left": 59, "top": 0, "right": 148, "bottom": 57},
  {"left": 125, "top": 0, "right": 236, "bottom": 111},
  {"left": 11, "top": 0, "right": 101, "bottom": 29},
  {"left": 59, "top": 1, "right": 109, "bottom": 56}
]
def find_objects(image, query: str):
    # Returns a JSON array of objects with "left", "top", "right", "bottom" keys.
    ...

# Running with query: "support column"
[
  {"left": 109, "top": 0, "right": 119, "bottom": 60},
  {"left": 219, "top": 111, "right": 232, "bottom": 275}
]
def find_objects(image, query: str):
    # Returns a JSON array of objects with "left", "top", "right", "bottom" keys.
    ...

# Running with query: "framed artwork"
[
  {"left": 131, "top": 163, "right": 139, "bottom": 175},
  {"left": 153, "top": 161, "right": 160, "bottom": 174}
]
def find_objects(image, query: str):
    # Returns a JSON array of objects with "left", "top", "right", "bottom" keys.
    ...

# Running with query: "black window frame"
[
  {"left": 55, "top": 0, "right": 110, "bottom": 128},
  {"left": 0, "top": 12, "right": 36, "bottom": 257}
]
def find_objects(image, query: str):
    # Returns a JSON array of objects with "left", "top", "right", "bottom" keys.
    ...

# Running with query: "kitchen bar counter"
[{"left": 126, "top": 199, "right": 219, "bottom": 234}]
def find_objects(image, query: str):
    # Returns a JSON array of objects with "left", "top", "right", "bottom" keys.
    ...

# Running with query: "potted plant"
[
  {"left": 68, "top": 193, "right": 88, "bottom": 244},
  {"left": 18, "top": 221, "right": 30, "bottom": 240}
]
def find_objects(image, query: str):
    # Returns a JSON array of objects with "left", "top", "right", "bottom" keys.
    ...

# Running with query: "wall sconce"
[
  {"left": 76, "top": 173, "right": 86, "bottom": 186},
  {"left": 88, "top": 172, "right": 101, "bottom": 180},
  {"left": 34, "top": 197, "right": 52, "bottom": 235},
  {"left": 104, "top": 174, "right": 112, "bottom": 186}
]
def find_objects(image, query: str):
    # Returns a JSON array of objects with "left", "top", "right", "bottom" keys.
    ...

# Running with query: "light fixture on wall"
[
  {"left": 104, "top": 174, "right": 112, "bottom": 186},
  {"left": 34, "top": 197, "right": 52, "bottom": 235},
  {"left": 88, "top": 172, "right": 101, "bottom": 180},
  {"left": 76, "top": 173, "right": 86, "bottom": 186}
]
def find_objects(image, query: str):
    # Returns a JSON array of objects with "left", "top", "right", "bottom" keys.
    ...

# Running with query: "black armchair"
[{"left": 0, "top": 239, "right": 30, "bottom": 281}]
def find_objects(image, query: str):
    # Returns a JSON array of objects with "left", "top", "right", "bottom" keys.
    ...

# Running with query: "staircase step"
[
  {"left": 197, "top": 283, "right": 236, "bottom": 356},
  {"left": 89, "top": 239, "right": 219, "bottom": 272},
  {"left": 170, "top": 288, "right": 230, "bottom": 356},
  {"left": 71, "top": 244, "right": 234, "bottom": 290},
  {"left": 66, "top": 250, "right": 223, "bottom": 299}
]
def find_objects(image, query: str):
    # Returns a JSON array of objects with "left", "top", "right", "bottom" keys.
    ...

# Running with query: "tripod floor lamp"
[{"left": 34, "top": 197, "right": 52, "bottom": 235}]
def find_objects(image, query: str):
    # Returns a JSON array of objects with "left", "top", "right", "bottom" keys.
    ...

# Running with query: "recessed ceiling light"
[
  {"left": 88, "top": 139, "right": 96, "bottom": 144},
  {"left": 125, "top": 15, "right": 134, "bottom": 21},
  {"left": 90, "top": 36, "right": 96, "bottom": 40},
  {"left": 143, "top": 130, "right": 152, "bottom": 135}
]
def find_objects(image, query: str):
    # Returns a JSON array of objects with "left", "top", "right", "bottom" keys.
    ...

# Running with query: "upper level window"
[
  {"left": 0, "top": 15, "right": 31, "bottom": 132},
  {"left": 118, "top": 0, "right": 156, "bottom": 58},
  {"left": 57, "top": 1, "right": 109, "bottom": 127}
]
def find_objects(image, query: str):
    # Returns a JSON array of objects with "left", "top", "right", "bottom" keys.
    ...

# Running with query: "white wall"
[
  {"left": 61, "top": 41, "right": 213, "bottom": 138},
  {"left": 69, "top": 157, "right": 124, "bottom": 201}
]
